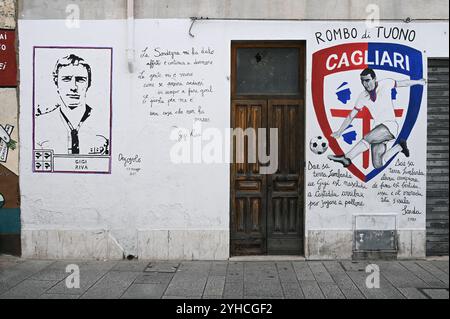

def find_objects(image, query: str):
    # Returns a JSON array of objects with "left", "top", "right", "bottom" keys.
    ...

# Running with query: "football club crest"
[{"left": 312, "top": 43, "right": 424, "bottom": 182}]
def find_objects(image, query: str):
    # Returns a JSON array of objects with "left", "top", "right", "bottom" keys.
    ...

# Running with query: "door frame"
[{"left": 230, "top": 40, "right": 307, "bottom": 256}]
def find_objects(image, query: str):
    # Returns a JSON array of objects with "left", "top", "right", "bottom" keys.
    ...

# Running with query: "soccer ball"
[{"left": 310, "top": 136, "right": 328, "bottom": 155}]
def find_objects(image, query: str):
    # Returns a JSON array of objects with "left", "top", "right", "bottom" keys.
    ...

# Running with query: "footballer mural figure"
[{"left": 328, "top": 68, "right": 426, "bottom": 169}]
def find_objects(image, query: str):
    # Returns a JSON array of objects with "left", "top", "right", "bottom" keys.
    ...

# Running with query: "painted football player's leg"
[
  {"left": 327, "top": 139, "right": 369, "bottom": 167},
  {"left": 371, "top": 143, "right": 387, "bottom": 169},
  {"left": 327, "top": 154, "right": 352, "bottom": 167},
  {"left": 381, "top": 139, "right": 410, "bottom": 165},
  {"left": 399, "top": 139, "right": 410, "bottom": 157},
  {"left": 328, "top": 124, "right": 394, "bottom": 168}
]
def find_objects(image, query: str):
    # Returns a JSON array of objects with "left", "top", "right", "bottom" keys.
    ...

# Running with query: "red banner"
[{"left": 0, "top": 29, "right": 17, "bottom": 87}]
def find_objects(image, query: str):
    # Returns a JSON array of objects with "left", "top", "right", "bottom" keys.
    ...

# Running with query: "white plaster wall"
[
  {"left": 18, "top": 0, "right": 450, "bottom": 20},
  {"left": 19, "top": 19, "right": 449, "bottom": 260}
]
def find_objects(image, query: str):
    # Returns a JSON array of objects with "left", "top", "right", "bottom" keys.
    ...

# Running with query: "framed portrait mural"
[{"left": 32, "top": 47, "right": 113, "bottom": 174}]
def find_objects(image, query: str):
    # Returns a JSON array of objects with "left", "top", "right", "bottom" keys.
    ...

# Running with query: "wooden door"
[
  {"left": 267, "top": 100, "right": 304, "bottom": 255},
  {"left": 230, "top": 41, "right": 305, "bottom": 256},
  {"left": 230, "top": 100, "right": 268, "bottom": 255}
]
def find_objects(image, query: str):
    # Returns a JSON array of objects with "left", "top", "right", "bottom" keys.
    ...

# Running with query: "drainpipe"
[{"left": 127, "top": 0, "right": 135, "bottom": 73}]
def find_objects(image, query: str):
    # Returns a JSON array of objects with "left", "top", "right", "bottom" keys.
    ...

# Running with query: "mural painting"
[
  {"left": 308, "top": 26, "right": 428, "bottom": 240},
  {"left": 0, "top": 28, "right": 20, "bottom": 255},
  {"left": 312, "top": 42, "right": 426, "bottom": 182},
  {"left": 0, "top": 29, "right": 16, "bottom": 87},
  {"left": 33, "top": 47, "right": 113, "bottom": 174}
]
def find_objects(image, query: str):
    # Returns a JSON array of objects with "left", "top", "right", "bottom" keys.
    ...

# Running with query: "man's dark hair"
[
  {"left": 360, "top": 68, "right": 376, "bottom": 79},
  {"left": 53, "top": 54, "right": 92, "bottom": 88}
]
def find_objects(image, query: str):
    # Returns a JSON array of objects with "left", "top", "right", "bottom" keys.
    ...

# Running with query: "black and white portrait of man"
[{"left": 33, "top": 47, "right": 112, "bottom": 173}]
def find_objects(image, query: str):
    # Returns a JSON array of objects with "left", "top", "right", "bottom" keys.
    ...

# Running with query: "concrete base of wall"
[
  {"left": 137, "top": 230, "right": 229, "bottom": 260},
  {"left": 306, "top": 230, "right": 426, "bottom": 260},
  {"left": 21, "top": 229, "right": 424, "bottom": 260},
  {"left": 397, "top": 230, "right": 426, "bottom": 259},
  {"left": 21, "top": 229, "right": 229, "bottom": 260},
  {"left": 306, "top": 230, "right": 353, "bottom": 260},
  {"left": 21, "top": 229, "right": 124, "bottom": 260}
]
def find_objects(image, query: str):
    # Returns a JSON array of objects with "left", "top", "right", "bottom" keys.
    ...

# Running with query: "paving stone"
[
  {"left": 203, "top": 276, "right": 225, "bottom": 297},
  {"left": 340, "top": 261, "right": 369, "bottom": 272},
  {"left": 39, "top": 293, "right": 81, "bottom": 299},
  {"left": 164, "top": 273, "right": 208, "bottom": 298},
  {"left": 321, "top": 261, "right": 346, "bottom": 274},
  {"left": 79, "top": 260, "right": 119, "bottom": 271},
  {"left": 0, "top": 259, "right": 447, "bottom": 299},
  {"left": 112, "top": 261, "right": 150, "bottom": 272},
  {"left": 327, "top": 273, "right": 365, "bottom": 299},
  {"left": 377, "top": 261, "right": 429, "bottom": 289},
  {"left": 292, "top": 262, "right": 315, "bottom": 281},
  {"left": 162, "top": 295, "right": 202, "bottom": 299},
  {"left": 0, "top": 260, "right": 55, "bottom": 295},
  {"left": 415, "top": 261, "right": 449, "bottom": 285},
  {"left": 202, "top": 295, "right": 223, "bottom": 299},
  {"left": 317, "top": 282, "right": 345, "bottom": 299},
  {"left": 323, "top": 262, "right": 365, "bottom": 299},
  {"left": 80, "top": 271, "right": 140, "bottom": 299},
  {"left": 398, "top": 288, "right": 428, "bottom": 299},
  {"left": 30, "top": 268, "right": 70, "bottom": 281},
  {"left": 223, "top": 281, "right": 243, "bottom": 298},
  {"left": 243, "top": 295, "right": 283, "bottom": 299},
  {"left": 121, "top": 283, "right": 167, "bottom": 299},
  {"left": 298, "top": 281, "right": 324, "bottom": 299},
  {"left": 244, "top": 263, "right": 279, "bottom": 282},
  {"left": 209, "top": 262, "right": 228, "bottom": 276},
  {"left": 346, "top": 270, "right": 405, "bottom": 299},
  {"left": 0, "top": 256, "right": 24, "bottom": 270},
  {"left": 226, "top": 262, "right": 244, "bottom": 282},
  {"left": 400, "top": 261, "right": 447, "bottom": 288},
  {"left": 32, "top": 260, "right": 115, "bottom": 283},
  {"left": 430, "top": 260, "right": 449, "bottom": 274},
  {"left": 0, "top": 260, "right": 55, "bottom": 282},
  {"left": 134, "top": 272, "right": 174, "bottom": 284},
  {"left": 46, "top": 262, "right": 117, "bottom": 295},
  {"left": 281, "top": 282, "right": 304, "bottom": 299},
  {"left": 45, "top": 260, "right": 100, "bottom": 269},
  {"left": 46, "top": 260, "right": 117, "bottom": 273},
  {"left": 308, "top": 262, "right": 334, "bottom": 283},
  {"left": 0, "top": 279, "right": 58, "bottom": 299},
  {"left": 422, "top": 288, "right": 449, "bottom": 299},
  {"left": 244, "top": 262, "right": 278, "bottom": 272},
  {"left": 276, "top": 262, "right": 298, "bottom": 282},
  {"left": 145, "top": 262, "right": 180, "bottom": 273},
  {"left": 244, "top": 278, "right": 283, "bottom": 298},
  {"left": 177, "top": 262, "right": 212, "bottom": 274}
]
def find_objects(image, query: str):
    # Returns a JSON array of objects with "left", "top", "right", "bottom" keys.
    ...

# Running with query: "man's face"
[
  {"left": 56, "top": 64, "right": 89, "bottom": 109},
  {"left": 360, "top": 74, "right": 376, "bottom": 92}
]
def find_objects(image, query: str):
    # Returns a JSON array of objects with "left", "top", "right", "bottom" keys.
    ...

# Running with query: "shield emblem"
[{"left": 312, "top": 43, "right": 424, "bottom": 182}]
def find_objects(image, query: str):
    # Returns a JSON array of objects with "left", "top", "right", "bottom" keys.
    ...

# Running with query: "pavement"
[{"left": 0, "top": 255, "right": 448, "bottom": 299}]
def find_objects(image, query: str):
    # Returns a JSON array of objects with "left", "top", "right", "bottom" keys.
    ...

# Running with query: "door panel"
[
  {"left": 231, "top": 100, "right": 267, "bottom": 255},
  {"left": 267, "top": 100, "right": 304, "bottom": 255},
  {"left": 230, "top": 41, "right": 305, "bottom": 256}
]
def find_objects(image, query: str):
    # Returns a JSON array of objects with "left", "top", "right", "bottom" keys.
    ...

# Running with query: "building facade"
[{"left": 0, "top": 0, "right": 448, "bottom": 260}]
